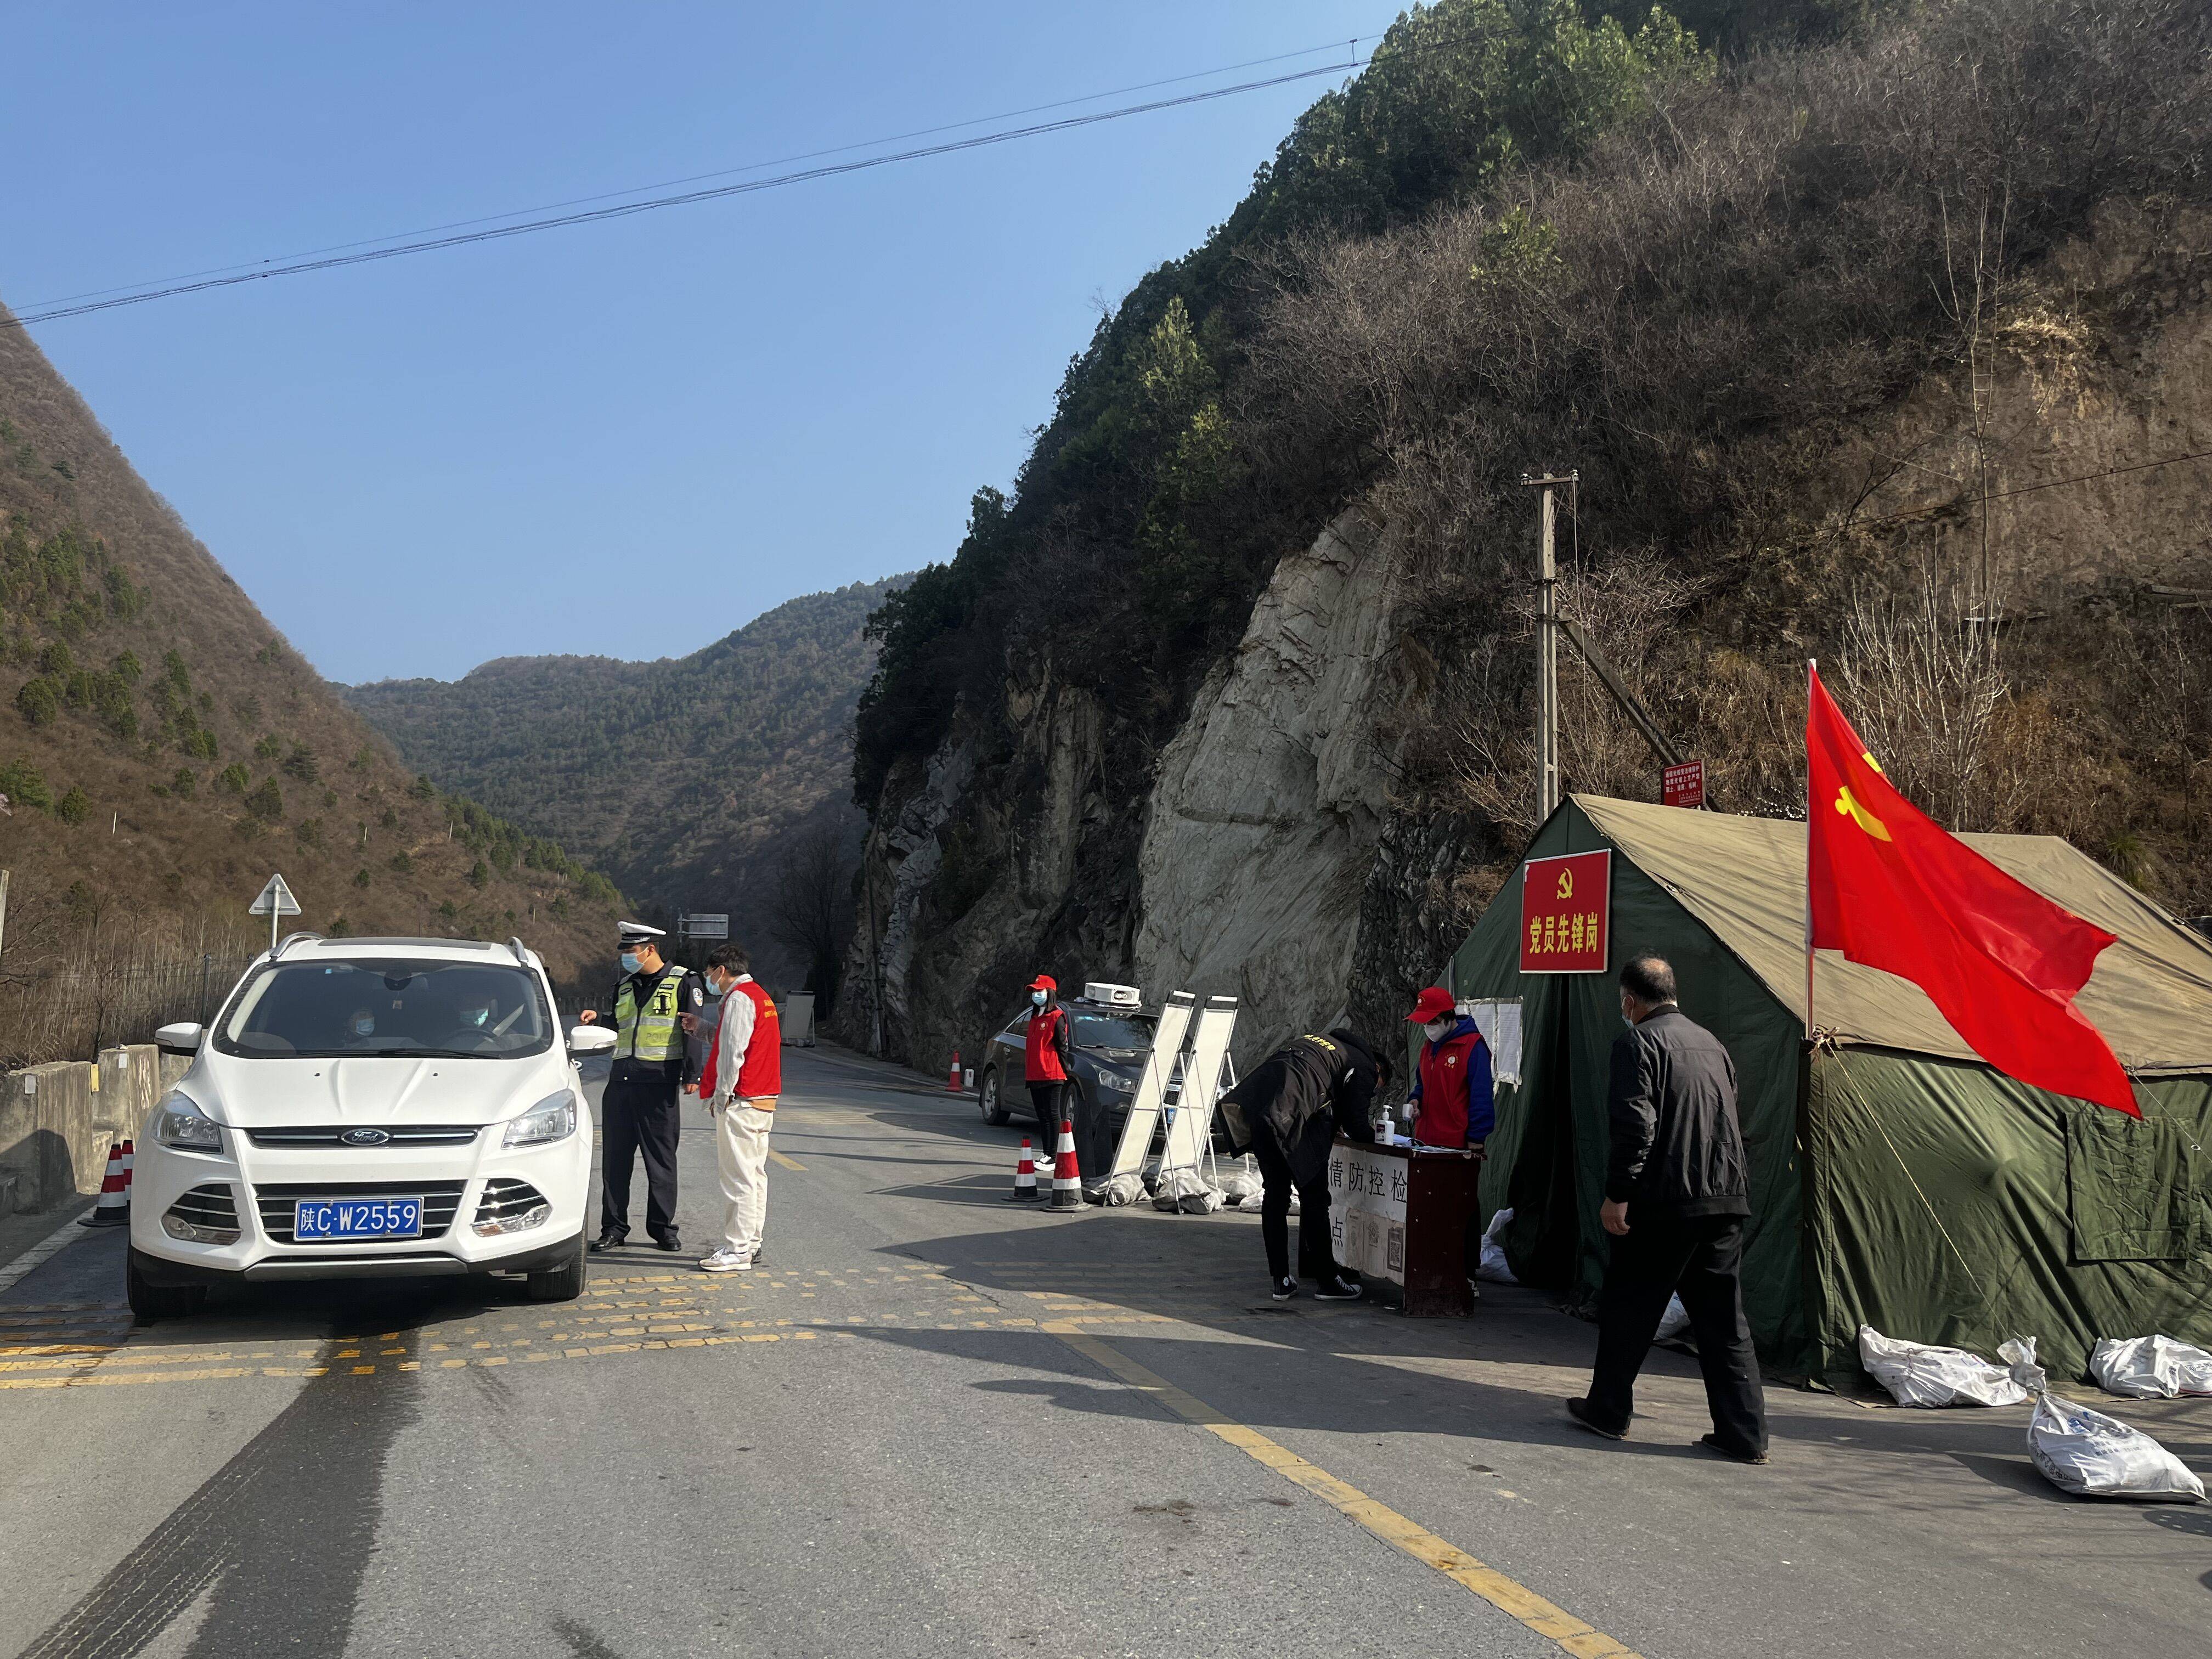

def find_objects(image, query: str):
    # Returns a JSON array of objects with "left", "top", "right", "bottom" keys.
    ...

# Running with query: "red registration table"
[{"left": 1325, "top": 1137, "right": 1484, "bottom": 1316}]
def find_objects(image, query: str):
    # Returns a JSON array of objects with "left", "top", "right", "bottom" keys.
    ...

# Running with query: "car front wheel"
[
  {"left": 126, "top": 1246, "right": 206, "bottom": 1322},
  {"left": 526, "top": 1234, "right": 588, "bottom": 1302},
  {"left": 980, "top": 1069, "right": 1010, "bottom": 1126}
]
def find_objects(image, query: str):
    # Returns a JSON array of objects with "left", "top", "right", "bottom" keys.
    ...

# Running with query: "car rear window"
[{"left": 214, "top": 960, "right": 552, "bottom": 1059}]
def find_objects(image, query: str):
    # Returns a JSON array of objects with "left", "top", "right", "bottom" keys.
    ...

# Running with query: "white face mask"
[
  {"left": 1031, "top": 990, "right": 1047, "bottom": 1007},
  {"left": 1424, "top": 1019, "right": 1452, "bottom": 1041}
]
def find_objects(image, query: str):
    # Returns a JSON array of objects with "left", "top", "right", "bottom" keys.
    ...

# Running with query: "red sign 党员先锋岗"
[{"left": 1520, "top": 850, "right": 1611, "bottom": 973}]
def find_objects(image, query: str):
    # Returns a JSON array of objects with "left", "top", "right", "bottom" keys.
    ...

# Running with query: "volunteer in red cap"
[
  {"left": 1022, "top": 973, "right": 1076, "bottom": 1153},
  {"left": 1405, "top": 987, "right": 1493, "bottom": 1152}
]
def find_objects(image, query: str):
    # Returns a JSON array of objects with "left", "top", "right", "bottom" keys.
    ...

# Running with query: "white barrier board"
[{"left": 1106, "top": 991, "right": 1195, "bottom": 1178}]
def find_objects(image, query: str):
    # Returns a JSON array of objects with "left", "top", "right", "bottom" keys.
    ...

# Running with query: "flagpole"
[{"left": 1805, "top": 658, "right": 1816, "bottom": 1045}]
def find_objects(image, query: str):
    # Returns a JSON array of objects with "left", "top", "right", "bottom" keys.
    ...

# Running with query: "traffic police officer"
[{"left": 580, "top": 921, "right": 702, "bottom": 1252}]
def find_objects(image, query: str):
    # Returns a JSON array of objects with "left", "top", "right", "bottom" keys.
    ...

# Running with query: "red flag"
[{"left": 1805, "top": 665, "right": 2137, "bottom": 1116}]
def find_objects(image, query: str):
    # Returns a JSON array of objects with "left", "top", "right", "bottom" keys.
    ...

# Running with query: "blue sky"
[{"left": 2, "top": 2, "right": 1405, "bottom": 683}]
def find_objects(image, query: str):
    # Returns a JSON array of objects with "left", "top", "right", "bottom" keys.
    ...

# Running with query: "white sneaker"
[{"left": 699, "top": 1248, "right": 753, "bottom": 1273}]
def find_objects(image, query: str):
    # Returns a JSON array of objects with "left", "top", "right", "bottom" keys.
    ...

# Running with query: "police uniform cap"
[{"left": 617, "top": 921, "right": 667, "bottom": 943}]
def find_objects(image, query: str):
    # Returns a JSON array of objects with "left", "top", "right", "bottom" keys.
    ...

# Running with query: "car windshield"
[
  {"left": 213, "top": 959, "right": 552, "bottom": 1059},
  {"left": 1074, "top": 1014, "right": 1155, "bottom": 1052}
]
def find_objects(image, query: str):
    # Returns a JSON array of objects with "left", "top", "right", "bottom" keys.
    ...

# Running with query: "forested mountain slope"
[
  {"left": 838, "top": 0, "right": 2212, "bottom": 1074},
  {"left": 0, "top": 306, "right": 620, "bottom": 1060},
  {"left": 345, "top": 578, "right": 899, "bottom": 954}
]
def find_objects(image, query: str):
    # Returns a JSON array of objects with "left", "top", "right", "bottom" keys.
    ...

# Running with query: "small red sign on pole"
[
  {"left": 1520, "top": 850, "right": 1612, "bottom": 974},
  {"left": 1662, "top": 760, "right": 1706, "bottom": 809}
]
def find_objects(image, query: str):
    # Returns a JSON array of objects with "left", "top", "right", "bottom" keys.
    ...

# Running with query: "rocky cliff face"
[
  {"left": 837, "top": 510, "right": 1425, "bottom": 1073},
  {"left": 1132, "top": 512, "right": 1408, "bottom": 1064}
]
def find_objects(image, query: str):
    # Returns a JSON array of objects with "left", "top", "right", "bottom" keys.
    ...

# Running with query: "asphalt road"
[{"left": 2, "top": 1043, "right": 2207, "bottom": 1658}]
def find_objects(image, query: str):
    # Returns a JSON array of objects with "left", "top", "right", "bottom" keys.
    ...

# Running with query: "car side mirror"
[
  {"left": 567, "top": 1025, "right": 616, "bottom": 1055},
  {"left": 155, "top": 1022, "right": 204, "bottom": 1056}
]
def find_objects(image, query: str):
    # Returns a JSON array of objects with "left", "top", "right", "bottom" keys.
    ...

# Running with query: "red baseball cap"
[
  {"left": 1028, "top": 973, "right": 1058, "bottom": 992},
  {"left": 1407, "top": 986, "right": 1457, "bottom": 1024}
]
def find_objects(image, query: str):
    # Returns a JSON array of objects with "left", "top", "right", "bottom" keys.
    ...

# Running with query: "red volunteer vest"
[
  {"left": 1414, "top": 1029, "right": 1483, "bottom": 1147},
  {"left": 1024, "top": 1006, "right": 1068, "bottom": 1082},
  {"left": 702, "top": 978, "right": 782, "bottom": 1102}
]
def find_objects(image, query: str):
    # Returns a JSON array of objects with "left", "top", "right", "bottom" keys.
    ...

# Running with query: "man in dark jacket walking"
[
  {"left": 1568, "top": 955, "right": 1769, "bottom": 1464},
  {"left": 1217, "top": 1029, "right": 1386, "bottom": 1301}
]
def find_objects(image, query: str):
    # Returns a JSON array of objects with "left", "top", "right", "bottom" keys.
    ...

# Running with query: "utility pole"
[{"left": 1521, "top": 470, "right": 1577, "bottom": 823}]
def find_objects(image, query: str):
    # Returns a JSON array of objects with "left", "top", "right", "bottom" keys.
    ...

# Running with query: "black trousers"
[
  {"left": 1587, "top": 1212, "right": 1767, "bottom": 1453},
  {"left": 600, "top": 1066, "right": 681, "bottom": 1241},
  {"left": 1028, "top": 1081, "right": 1065, "bottom": 1146},
  {"left": 1251, "top": 1125, "right": 1341, "bottom": 1285}
]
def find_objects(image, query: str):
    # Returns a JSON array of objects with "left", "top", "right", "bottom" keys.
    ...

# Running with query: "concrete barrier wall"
[
  {"left": 95, "top": 1045, "right": 164, "bottom": 1139},
  {"left": 0, "top": 1061, "right": 109, "bottom": 1215},
  {"left": 0, "top": 1044, "right": 193, "bottom": 1215}
]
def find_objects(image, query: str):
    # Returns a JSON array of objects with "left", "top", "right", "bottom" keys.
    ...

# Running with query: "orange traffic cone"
[
  {"left": 80, "top": 1141, "right": 129, "bottom": 1227},
  {"left": 1006, "top": 1137, "right": 1041, "bottom": 1201},
  {"left": 946, "top": 1048, "right": 963, "bottom": 1093},
  {"left": 1048, "top": 1118, "right": 1082, "bottom": 1211}
]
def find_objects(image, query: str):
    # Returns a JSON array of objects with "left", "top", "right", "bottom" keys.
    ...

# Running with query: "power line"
[
  {"left": 4, "top": 44, "right": 1380, "bottom": 331},
  {"left": 1848, "top": 447, "right": 2212, "bottom": 529},
  {"left": 16, "top": 36, "right": 1376, "bottom": 315}
]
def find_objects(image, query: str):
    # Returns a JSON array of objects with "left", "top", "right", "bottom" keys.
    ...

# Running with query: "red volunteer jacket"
[
  {"left": 1024, "top": 1005, "right": 1071, "bottom": 1082},
  {"left": 701, "top": 977, "right": 782, "bottom": 1102}
]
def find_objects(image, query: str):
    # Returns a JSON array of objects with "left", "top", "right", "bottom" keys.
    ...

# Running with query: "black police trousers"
[{"left": 600, "top": 1065, "right": 681, "bottom": 1242}]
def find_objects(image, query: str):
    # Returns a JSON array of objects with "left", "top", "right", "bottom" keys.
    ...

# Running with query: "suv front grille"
[
  {"left": 252, "top": 1181, "right": 467, "bottom": 1244},
  {"left": 246, "top": 1125, "right": 481, "bottom": 1148},
  {"left": 163, "top": 1183, "right": 241, "bottom": 1244}
]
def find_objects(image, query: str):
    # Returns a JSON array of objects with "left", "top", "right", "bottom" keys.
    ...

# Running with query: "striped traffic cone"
[
  {"left": 1048, "top": 1118, "right": 1082, "bottom": 1212},
  {"left": 1006, "top": 1137, "right": 1042, "bottom": 1201},
  {"left": 946, "top": 1049, "right": 963, "bottom": 1093},
  {"left": 80, "top": 1141, "right": 129, "bottom": 1227}
]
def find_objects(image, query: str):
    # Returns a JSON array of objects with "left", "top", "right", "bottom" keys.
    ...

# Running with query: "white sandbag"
[
  {"left": 1476, "top": 1208, "right": 1517, "bottom": 1284},
  {"left": 1999, "top": 1338, "right": 2204, "bottom": 1502},
  {"left": 1655, "top": 1294, "right": 1691, "bottom": 1342},
  {"left": 1858, "top": 1325, "right": 2028, "bottom": 1407},
  {"left": 1216, "top": 1156, "right": 1263, "bottom": 1202},
  {"left": 1152, "top": 1168, "right": 1219, "bottom": 1212},
  {"left": 2090, "top": 1335, "right": 2212, "bottom": 1400},
  {"left": 1096, "top": 1171, "right": 1148, "bottom": 1207}
]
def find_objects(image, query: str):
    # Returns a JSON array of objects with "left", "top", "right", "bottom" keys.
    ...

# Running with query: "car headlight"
[
  {"left": 151, "top": 1091, "right": 223, "bottom": 1154},
  {"left": 501, "top": 1093, "right": 577, "bottom": 1148}
]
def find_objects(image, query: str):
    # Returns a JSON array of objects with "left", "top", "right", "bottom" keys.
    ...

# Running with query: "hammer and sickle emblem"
[
  {"left": 1556, "top": 869, "right": 1576, "bottom": 900},
  {"left": 1833, "top": 785, "right": 1892, "bottom": 842}
]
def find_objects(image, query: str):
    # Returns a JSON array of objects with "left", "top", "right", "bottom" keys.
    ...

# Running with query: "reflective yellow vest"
[{"left": 614, "top": 965, "right": 690, "bottom": 1062}]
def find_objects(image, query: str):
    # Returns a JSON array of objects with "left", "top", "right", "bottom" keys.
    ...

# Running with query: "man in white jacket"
[{"left": 693, "top": 943, "right": 781, "bottom": 1273}]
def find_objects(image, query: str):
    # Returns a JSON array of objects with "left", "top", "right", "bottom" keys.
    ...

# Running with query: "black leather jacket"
[{"left": 1604, "top": 1007, "right": 1750, "bottom": 1218}]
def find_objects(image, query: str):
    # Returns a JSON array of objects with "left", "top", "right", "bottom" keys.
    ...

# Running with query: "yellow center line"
[
  {"left": 1042, "top": 1324, "right": 1645, "bottom": 1659},
  {"left": 769, "top": 1149, "right": 806, "bottom": 1171}
]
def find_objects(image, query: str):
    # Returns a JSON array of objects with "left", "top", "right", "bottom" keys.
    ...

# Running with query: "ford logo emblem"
[{"left": 341, "top": 1127, "right": 391, "bottom": 1147}]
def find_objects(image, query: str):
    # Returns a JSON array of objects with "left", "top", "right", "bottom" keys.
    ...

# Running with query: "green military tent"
[{"left": 1451, "top": 794, "right": 2212, "bottom": 1386}]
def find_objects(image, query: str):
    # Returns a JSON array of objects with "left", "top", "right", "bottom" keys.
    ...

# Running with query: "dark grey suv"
[{"left": 976, "top": 998, "right": 1157, "bottom": 1140}]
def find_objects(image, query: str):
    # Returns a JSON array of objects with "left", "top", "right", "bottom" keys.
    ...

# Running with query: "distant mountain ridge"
[{"left": 344, "top": 577, "right": 902, "bottom": 957}]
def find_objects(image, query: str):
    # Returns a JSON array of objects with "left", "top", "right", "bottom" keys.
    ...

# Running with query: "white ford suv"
[{"left": 127, "top": 933, "right": 614, "bottom": 1319}]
